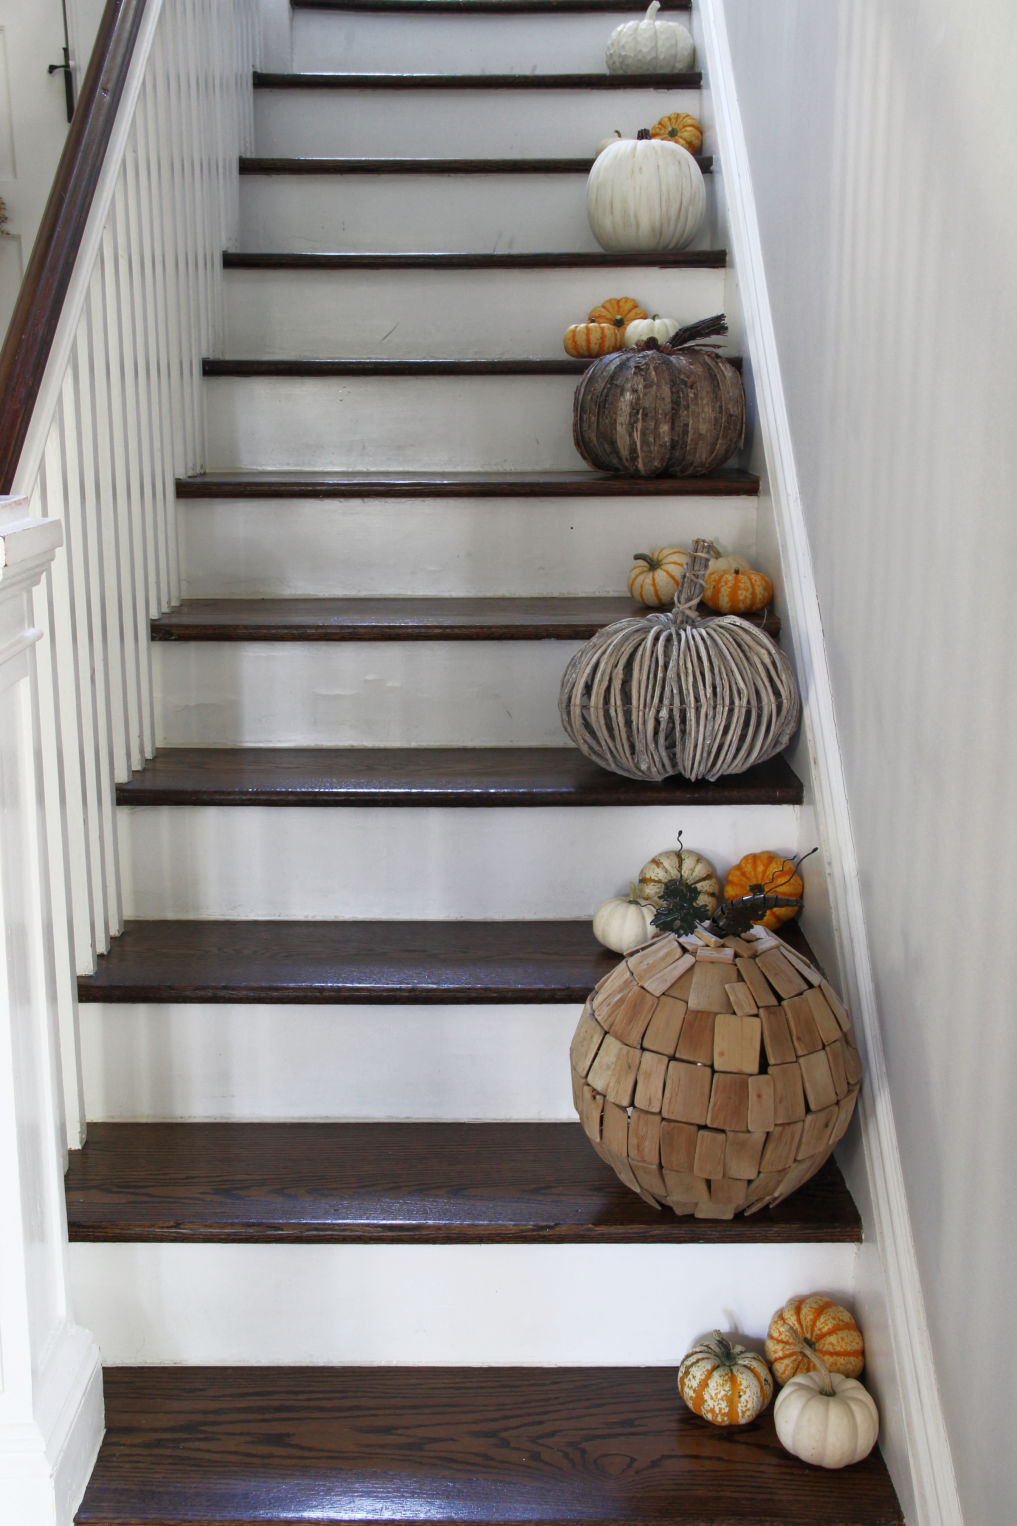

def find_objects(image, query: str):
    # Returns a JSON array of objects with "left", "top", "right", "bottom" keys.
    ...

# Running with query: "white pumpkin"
[
  {"left": 774, "top": 1370, "right": 879, "bottom": 1469},
  {"left": 623, "top": 315, "right": 682, "bottom": 346},
  {"left": 605, "top": 2, "right": 695, "bottom": 75},
  {"left": 595, "top": 130, "right": 625, "bottom": 157},
  {"left": 636, "top": 849, "right": 719, "bottom": 913},
  {"left": 592, "top": 889, "right": 655, "bottom": 953},
  {"left": 587, "top": 132, "right": 705, "bottom": 253},
  {"left": 707, "top": 551, "right": 753, "bottom": 574}
]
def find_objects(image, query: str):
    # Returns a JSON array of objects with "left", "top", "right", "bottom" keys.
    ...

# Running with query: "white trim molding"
[{"left": 696, "top": 6, "right": 963, "bottom": 1525}]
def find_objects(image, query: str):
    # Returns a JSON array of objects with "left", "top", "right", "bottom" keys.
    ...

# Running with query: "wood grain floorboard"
[
  {"left": 75, "top": 1366, "right": 902, "bottom": 1525},
  {"left": 174, "top": 469, "right": 760, "bottom": 498}
]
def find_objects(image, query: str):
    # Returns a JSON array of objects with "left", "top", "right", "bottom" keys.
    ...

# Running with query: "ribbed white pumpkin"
[
  {"left": 624, "top": 315, "right": 682, "bottom": 346},
  {"left": 605, "top": 2, "right": 695, "bottom": 75},
  {"left": 587, "top": 132, "right": 705, "bottom": 252},
  {"left": 636, "top": 848, "right": 719, "bottom": 912},
  {"left": 773, "top": 1370, "right": 879, "bottom": 1469}
]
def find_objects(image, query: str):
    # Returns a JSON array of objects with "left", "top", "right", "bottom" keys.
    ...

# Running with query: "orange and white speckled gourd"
[
  {"left": 765, "top": 1294, "right": 865, "bottom": 1386},
  {"left": 677, "top": 1332, "right": 774, "bottom": 1427}
]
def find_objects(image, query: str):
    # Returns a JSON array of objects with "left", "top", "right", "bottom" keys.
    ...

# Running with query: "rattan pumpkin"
[
  {"left": 766, "top": 1295, "right": 865, "bottom": 1385},
  {"left": 725, "top": 853, "right": 803, "bottom": 929},
  {"left": 569, "top": 902, "right": 863, "bottom": 1219},
  {"left": 678, "top": 1332, "right": 774, "bottom": 1426},
  {"left": 573, "top": 317, "right": 745, "bottom": 478},
  {"left": 588, "top": 296, "right": 646, "bottom": 329},
  {"left": 560, "top": 540, "right": 800, "bottom": 782},
  {"left": 563, "top": 323, "right": 625, "bottom": 359},
  {"left": 650, "top": 111, "right": 703, "bottom": 155}
]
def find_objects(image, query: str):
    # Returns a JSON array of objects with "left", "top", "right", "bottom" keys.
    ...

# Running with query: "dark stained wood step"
[
  {"left": 254, "top": 70, "right": 701, "bottom": 89},
  {"left": 76, "top": 1365, "right": 902, "bottom": 1526},
  {"left": 224, "top": 249, "right": 727, "bottom": 269},
  {"left": 76, "top": 919, "right": 815, "bottom": 1006},
  {"left": 65, "top": 1122, "right": 860, "bottom": 1245},
  {"left": 149, "top": 597, "right": 778, "bottom": 642},
  {"left": 175, "top": 468, "right": 760, "bottom": 498},
  {"left": 116, "top": 748, "right": 804, "bottom": 807},
  {"left": 203, "top": 356, "right": 740, "bottom": 377},
  {"left": 239, "top": 154, "right": 713, "bottom": 173},
  {"left": 294, "top": 1, "right": 690, "bottom": 11}
]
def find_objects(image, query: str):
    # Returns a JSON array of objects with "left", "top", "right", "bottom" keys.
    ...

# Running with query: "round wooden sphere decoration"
[
  {"left": 559, "top": 540, "right": 800, "bottom": 782},
  {"left": 572, "top": 319, "right": 745, "bottom": 478},
  {"left": 569, "top": 925, "right": 863, "bottom": 1219}
]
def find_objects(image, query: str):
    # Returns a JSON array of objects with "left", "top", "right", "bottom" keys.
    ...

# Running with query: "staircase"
[{"left": 67, "top": 2, "right": 902, "bottom": 1522}]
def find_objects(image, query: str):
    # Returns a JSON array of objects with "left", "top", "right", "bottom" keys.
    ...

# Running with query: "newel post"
[{"left": 0, "top": 499, "right": 103, "bottom": 1522}]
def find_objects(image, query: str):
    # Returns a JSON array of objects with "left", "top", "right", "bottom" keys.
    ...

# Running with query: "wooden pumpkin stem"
[
  {"left": 670, "top": 537, "right": 716, "bottom": 628},
  {"left": 667, "top": 314, "right": 729, "bottom": 352}
]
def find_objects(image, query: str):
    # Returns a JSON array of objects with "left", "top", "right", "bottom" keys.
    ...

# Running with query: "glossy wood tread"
[
  {"left": 175, "top": 468, "right": 760, "bottom": 498},
  {"left": 149, "top": 597, "right": 778, "bottom": 642},
  {"left": 239, "top": 154, "right": 713, "bottom": 173},
  {"left": 65, "top": 1122, "right": 861, "bottom": 1245},
  {"left": 203, "top": 356, "right": 740, "bottom": 376},
  {"left": 76, "top": 1365, "right": 902, "bottom": 1526},
  {"left": 254, "top": 70, "right": 701, "bottom": 89},
  {"left": 293, "top": 0, "right": 690, "bottom": 11},
  {"left": 116, "top": 748, "right": 803, "bottom": 807},
  {"left": 76, "top": 918, "right": 814, "bottom": 1006},
  {"left": 224, "top": 249, "right": 727, "bottom": 269}
]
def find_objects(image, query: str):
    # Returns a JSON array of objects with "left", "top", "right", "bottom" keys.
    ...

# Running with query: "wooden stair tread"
[
  {"left": 293, "top": 1, "right": 691, "bottom": 11},
  {"left": 175, "top": 468, "right": 760, "bottom": 498},
  {"left": 150, "top": 597, "right": 778, "bottom": 641},
  {"left": 239, "top": 154, "right": 713, "bottom": 173},
  {"left": 254, "top": 70, "right": 702, "bottom": 89},
  {"left": 75, "top": 1366, "right": 902, "bottom": 1526},
  {"left": 65, "top": 1122, "right": 861, "bottom": 1244},
  {"left": 224, "top": 249, "right": 727, "bottom": 269},
  {"left": 202, "top": 356, "right": 740, "bottom": 376},
  {"left": 77, "top": 919, "right": 815, "bottom": 1005},
  {"left": 116, "top": 748, "right": 803, "bottom": 807}
]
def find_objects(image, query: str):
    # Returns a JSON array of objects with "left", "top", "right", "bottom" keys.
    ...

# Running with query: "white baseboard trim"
[
  {"left": 0, "top": 1322, "right": 104, "bottom": 1526},
  {"left": 697, "top": 5, "right": 963, "bottom": 1524}
]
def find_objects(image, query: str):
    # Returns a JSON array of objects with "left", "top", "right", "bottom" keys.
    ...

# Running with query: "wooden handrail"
[{"left": 0, "top": 0, "right": 150, "bottom": 493}]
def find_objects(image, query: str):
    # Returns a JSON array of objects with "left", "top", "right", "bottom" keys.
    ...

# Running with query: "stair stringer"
[{"left": 694, "top": 4, "right": 961, "bottom": 1524}]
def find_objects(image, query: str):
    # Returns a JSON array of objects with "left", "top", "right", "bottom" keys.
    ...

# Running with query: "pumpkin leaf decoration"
[{"left": 648, "top": 833, "right": 712, "bottom": 937}]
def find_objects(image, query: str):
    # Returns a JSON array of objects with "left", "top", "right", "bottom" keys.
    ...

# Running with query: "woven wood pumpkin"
[
  {"left": 586, "top": 130, "right": 705, "bottom": 253},
  {"left": 559, "top": 540, "right": 800, "bottom": 781},
  {"left": 573, "top": 318, "right": 745, "bottom": 477},
  {"left": 569, "top": 922, "right": 863, "bottom": 1219}
]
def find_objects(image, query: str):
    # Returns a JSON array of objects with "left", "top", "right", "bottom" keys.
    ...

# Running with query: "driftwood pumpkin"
[
  {"left": 559, "top": 540, "right": 800, "bottom": 781},
  {"left": 572, "top": 317, "right": 745, "bottom": 478}
]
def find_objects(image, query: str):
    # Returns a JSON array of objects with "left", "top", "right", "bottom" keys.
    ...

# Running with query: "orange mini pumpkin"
[
  {"left": 766, "top": 1295, "right": 865, "bottom": 1387},
  {"left": 563, "top": 323, "right": 625, "bottom": 359},
  {"left": 649, "top": 111, "right": 703, "bottom": 155},
  {"left": 678, "top": 1332, "right": 773, "bottom": 1427},
  {"left": 702, "top": 566, "right": 773, "bottom": 613},
  {"left": 723, "top": 852, "right": 803, "bottom": 928},
  {"left": 627, "top": 546, "right": 689, "bottom": 605},
  {"left": 587, "top": 296, "right": 647, "bottom": 329}
]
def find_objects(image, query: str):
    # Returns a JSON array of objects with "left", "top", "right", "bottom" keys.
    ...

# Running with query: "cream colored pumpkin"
[
  {"left": 605, "top": 2, "right": 695, "bottom": 75},
  {"left": 636, "top": 848, "right": 719, "bottom": 913},
  {"left": 774, "top": 1369, "right": 879, "bottom": 1469},
  {"left": 623, "top": 315, "right": 682, "bottom": 346},
  {"left": 627, "top": 546, "right": 688, "bottom": 605},
  {"left": 707, "top": 551, "right": 752, "bottom": 574},
  {"left": 595, "top": 130, "right": 625, "bottom": 157},
  {"left": 592, "top": 889, "right": 655, "bottom": 953},
  {"left": 586, "top": 132, "right": 705, "bottom": 252}
]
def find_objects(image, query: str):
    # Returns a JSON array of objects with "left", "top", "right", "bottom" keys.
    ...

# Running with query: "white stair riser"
[
  {"left": 178, "top": 496, "right": 758, "bottom": 598},
  {"left": 80, "top": 1003, "right": 580, "bottom": 1122},
  {"left": 238, "top": 172, "right": 716, "bottom": 255},
  {"left": 254, "top": 87, "right": 700, "bottom": 158},
  {"left": 117, "top": 804, "right": 801, "bottom": 918},
  {"left": 207, "top": 373, "right": 743, "bottom": 472},
  {"left": 291, "top": 11, "right": 688, "bottom": 75},
  {"left": 70, "top": 1241, "right": 858, "bottom": 1365},
  {"left": 155, "top": 640, "right": 587, "bottom": 746},
  {"left": 224, "top": 264, "right": 727, "bottom": 359}
]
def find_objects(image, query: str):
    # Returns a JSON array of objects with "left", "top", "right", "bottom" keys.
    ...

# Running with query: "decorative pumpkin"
[
  {"left": 592, "top": 888, "right": 655, "bottom": 953},
  {"left": 708, "top": 551, "right": 751, "bottom": 574},
  {"left": 774, "top": 1364, "right": 878, "bottom": 1469},
  {"left": 724, "top": 854, "right": 804, "bottom": 930},
  {"left": 587, "top": 131, "right": 705, "bottom": 253},
  {"left": 573, "top": 317, "right": 745, "bottom": 477},
  {"left": 605, "top": 2, "right": 695, "bottom": 75},
  {"left": 623, "top": 315, "right": 682, "bottom": 347},
  {"left": 570, "top": 881, "right": 863, "bottom": 1218},
  {"left": 649, "top": 111, "right": 703, "bottom": 155},
  {"left": 563, "top": 323, "right": 625, "bottom": 360},
  {"left": 766, "top": 1295, "right": 865, "bottom": 1385},
  {"left": 560, "top": 540, "right": 800, "bottom": 781},
  {"left": 595, "top": 130, "right": 625, "bottom": 157},
  {"left": 627, "top": 546, "right": 688, "bottom": 605},
  {"left": 637, "top": 847, "right": 719, "bottom": 914},
  {"left": 587, "top": 296, "right": 647, "bottom": 329},
  {"left": 678, "top": 1332, "right": 773, "bottom": 1427},
  {"left": 703, "top": 566, "right": 773, "bottom": 614}
]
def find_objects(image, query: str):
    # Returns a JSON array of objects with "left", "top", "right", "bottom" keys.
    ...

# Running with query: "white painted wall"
[{"left": 718, "top": 4, "right": 1017, "bottom": 1523}]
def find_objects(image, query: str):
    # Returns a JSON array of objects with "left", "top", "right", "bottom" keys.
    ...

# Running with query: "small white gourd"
[
  {"left": 605, "top": 2, "right": 695, "bottom": 75},
  {"left": 587, "top": 132, "right": 705, "bottom": 252},
  {"left": 592, "top": 887, "right": 655, "bottom": 953},
  {"left": 595, "top": 130, "right": 625, "bottom": 157},
  {"left": 623, "top": 315, "right": 682, "bottom": 346},
  {"left": 773, "top": 1353, "right": 879, "bottom": 1470}
]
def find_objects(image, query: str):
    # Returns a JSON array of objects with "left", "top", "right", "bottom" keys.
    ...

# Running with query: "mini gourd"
[
  {"left": 724, "top": 853, "right": 804, "bottom": 929},
  {"left": 636, "top": 846, "right": 719, "bottom": 914},
  {"left": 592, "top": 887, "right": 655, "bottom": 953},
  {"left": 677, "top": 1332, "right": 773, "bottom": 1427},
  {"left": 587, "top": 296, "right": 647, "bottom": 328},
  {"left": 587, "top": 131, "right": 705, "bottom": 253},
  {"left": 563, "top": 323, "right": 624, "bottom": 360},
  {"left": 605, "top": 3, "right": 695, "bottom": 75},
  {"left": 766, "top": 1294, "right": 865, "bottom": 1384},
  {"left": 627, "top": 546, "right": 689, "bottom": 605},
  {"left": 649, "top": 111, "right": 703, "bottom": 154},
  {"left": 623, "top": 315, "right": 682, "bottom": 346},
  {"left": 773, "top": 1351, "right": 878, "bottom": 1469}
]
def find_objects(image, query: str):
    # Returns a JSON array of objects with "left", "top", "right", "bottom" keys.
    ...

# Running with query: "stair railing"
[{"left": 0, "top": 0, "right": 260, "bottom": 1146}]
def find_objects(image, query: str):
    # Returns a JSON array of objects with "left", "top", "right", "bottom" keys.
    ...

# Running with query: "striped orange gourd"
[
  {"left": 650, "top": 111, "right": 703, "bottom": 155},
  {"left": 678, "top": 1332, "right": 774, "bottom": 1427},
  {"left": 587, "top": 296, "right": 647, "bottom": 328},
  {"left": 766, "top": 1295, "right": 865, "bottom": 1386},
  {"left": 702, "top": 566, "right": 773, "bottom": 612},
  {"left": 627, "top": 546, "right": 689, "bottom": 605},
  {"left": 563, "top": 322, "right": 625, "bottom": 359},
  {"left": 723, "top": 852, "right": 803, "bottom": 928}
]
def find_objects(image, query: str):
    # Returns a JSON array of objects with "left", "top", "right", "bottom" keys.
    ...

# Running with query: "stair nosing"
[
  {"left": 223, "top": 249, "right": 728, "bottom": 269},
  {"left": 174, "top": 469, "right": 760, "bottom": 499},
  {"left": 239, "top": 154, "right": 713, "bottom": 174},
  {"left": 202, "top": 356, "right": 742, "bottom": 377},
  {"left": 253, "top": 69, "right": 702, "bottom": 89},
  {"left": 292, "top": 0, "right": 691, "bottom": 11}
]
